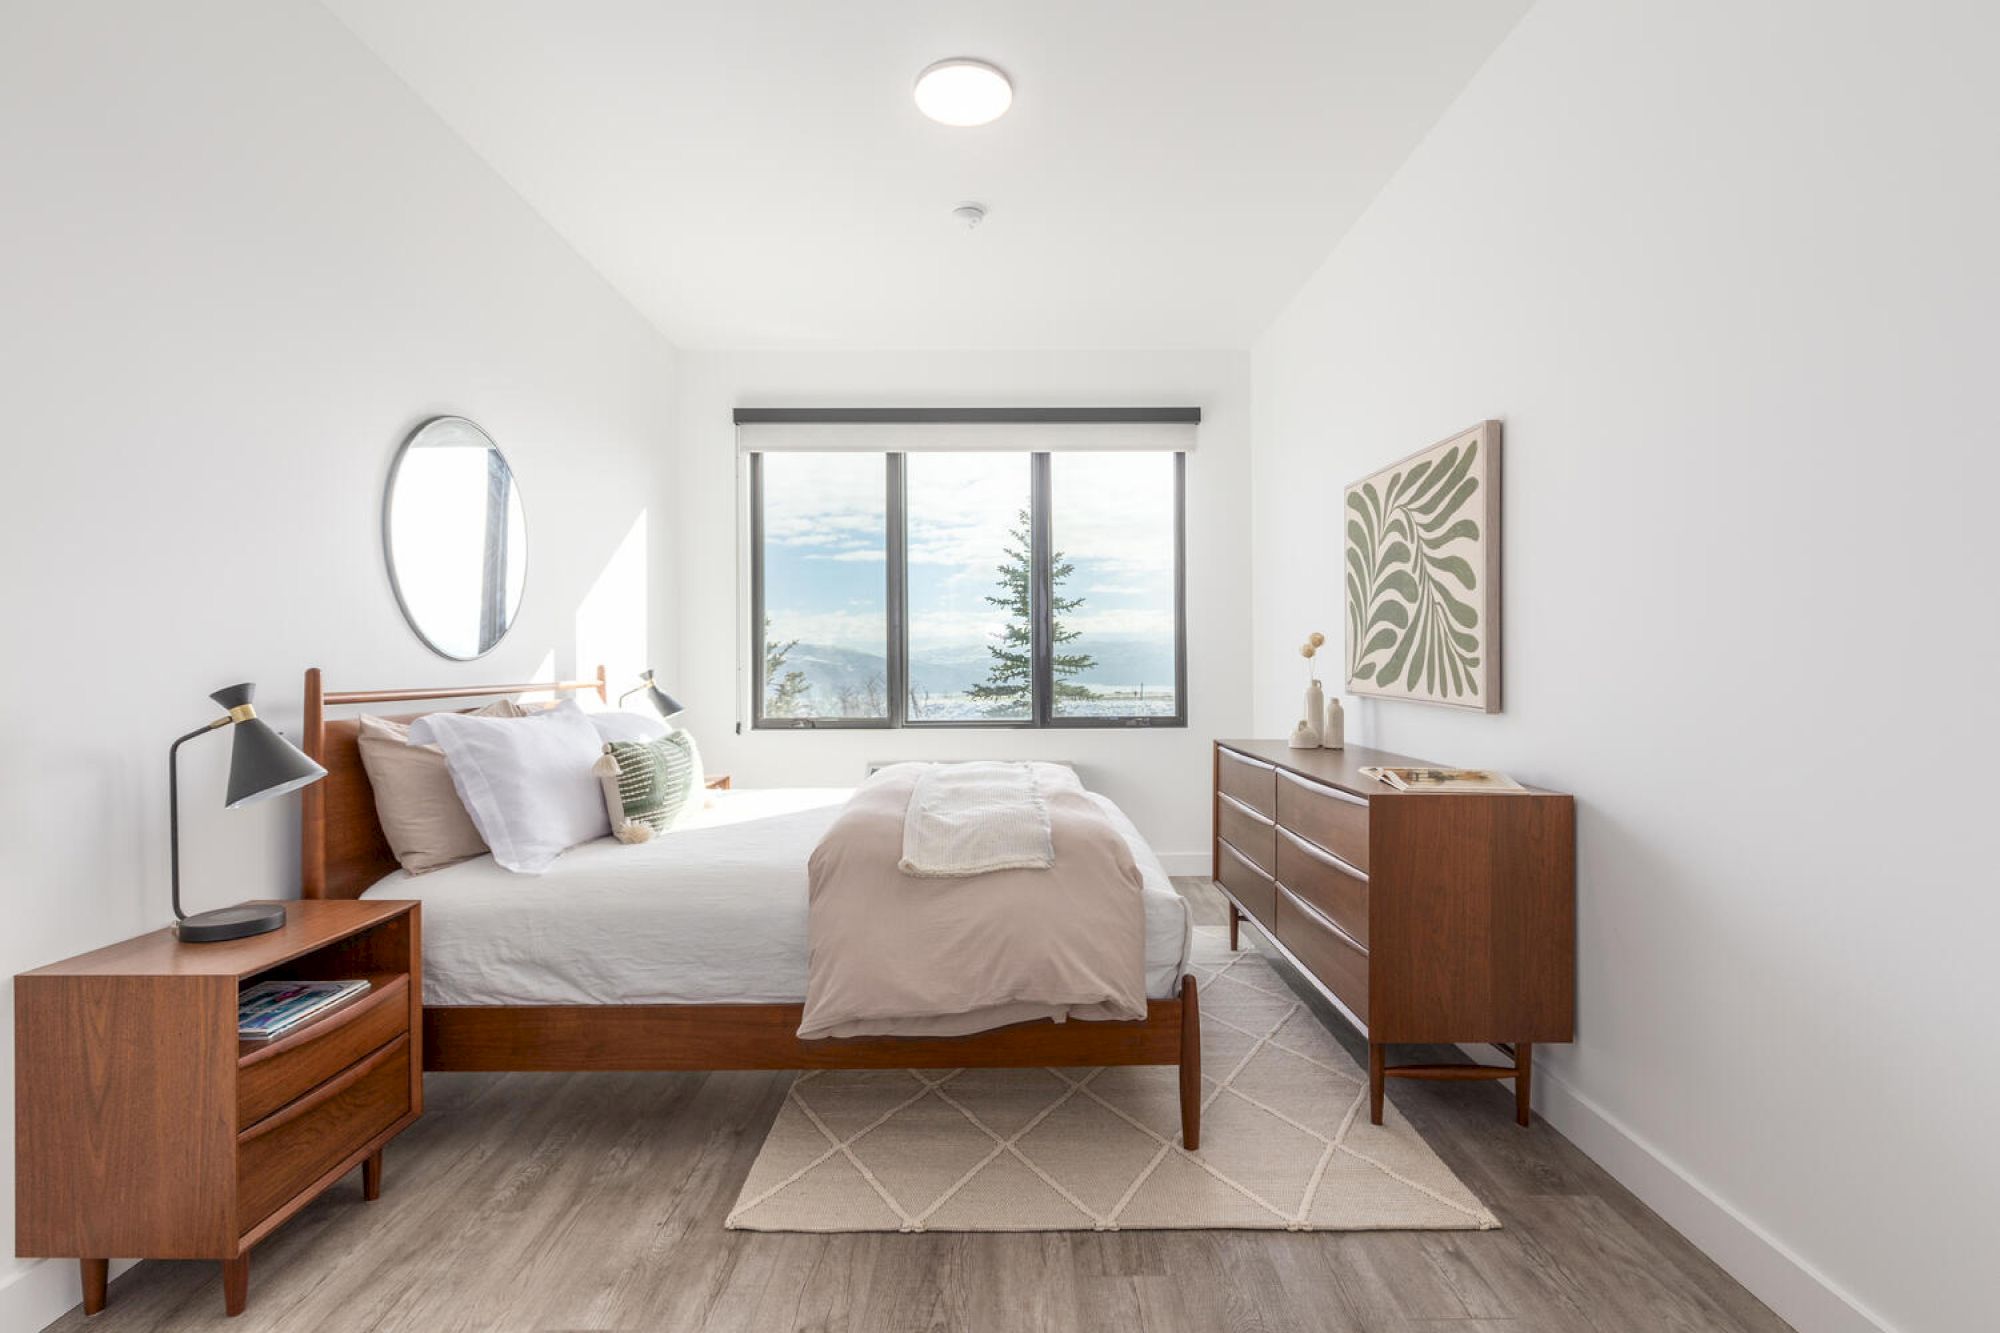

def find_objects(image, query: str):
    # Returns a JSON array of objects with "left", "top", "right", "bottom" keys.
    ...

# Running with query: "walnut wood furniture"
[
  {"left": 15, "top": 899, "right": 421, "bottom": 1318},
  {"left": 299, "top": 668, "right": 1202, "bottom": 1149},
  {"left": 705, "top": 773, "right": 732, "bottom": 790},
  {"left": 1213, "top": 740, "right": 1573, "bottom": 1127}
]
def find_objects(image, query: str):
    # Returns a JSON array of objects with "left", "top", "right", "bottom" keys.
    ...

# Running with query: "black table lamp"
[
  {"left": 169, "top": 683, "right": 327, "bottom": 942},
  {"left": 618, "top": 669, "right": 685, "bottom": 722}
]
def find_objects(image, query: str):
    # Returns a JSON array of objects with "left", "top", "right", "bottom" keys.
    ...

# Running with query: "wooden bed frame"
[{"left": 300, "top": 667, "right": 1202, "bottom": 1149}]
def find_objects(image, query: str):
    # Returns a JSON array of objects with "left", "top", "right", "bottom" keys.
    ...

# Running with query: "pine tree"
[
  {"left": 764, "top": 617, "right": 810, "bottom": 716},
  {"left": 968, "top": 510, "right": 1098, "bottom": 715}
]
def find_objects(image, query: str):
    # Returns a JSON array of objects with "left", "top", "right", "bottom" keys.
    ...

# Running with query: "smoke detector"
[{"left": 952, "top": 202, "right": 988, "bottom": 230}]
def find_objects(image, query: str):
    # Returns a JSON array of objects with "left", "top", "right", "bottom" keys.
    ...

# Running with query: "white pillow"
[
  {"left": 587, "top": 710, "right": 671, "bottom": 744},
  {"left": 409, "top": 699, "right": 610, "bottom": 873}
]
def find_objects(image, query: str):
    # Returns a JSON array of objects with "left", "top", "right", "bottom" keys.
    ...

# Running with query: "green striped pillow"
[{"left": 592, "top": 732, "right": 698, "bottom": 843}]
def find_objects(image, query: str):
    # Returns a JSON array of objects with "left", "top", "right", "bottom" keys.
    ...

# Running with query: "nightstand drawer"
[
  {"left": 238, "top": 1035, "right": 410, "bottom": 1231},
  {"left": 238, "top": 975, "right": 410, "bottom": 1128}
]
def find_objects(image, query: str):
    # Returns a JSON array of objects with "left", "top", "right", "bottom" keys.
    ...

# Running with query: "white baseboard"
[
  {"left": 1156, "top": 851, "right": 1210, "bottom": 876},
  {"left": 1451, "top": 1044, "right": 1895, "bottom": 1333},
  {"left": 0, "top": 1257, "right": 139, "bottom": 1332}
]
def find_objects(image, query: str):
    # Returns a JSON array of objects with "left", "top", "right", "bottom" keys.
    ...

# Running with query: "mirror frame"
[{"left": 381, "top": 415, "right": 529, "bottom": 661}]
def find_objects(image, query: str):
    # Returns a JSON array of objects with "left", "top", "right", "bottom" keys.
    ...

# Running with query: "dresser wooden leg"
[
  {"left": 1515, "top": 1042, "right": 1534, "bottom": 1127},
  {"left": 222, "top": 1254, "right": 249, "bottom": 1317},
  {"left": 1228, "top": 905, "right": 1240, "bottom": 951},
  {"left": 363, "top": 1148, "right": 383, "bottom": 1200},
  {"left": 1369, "top": 1043, "right": 1386, "bottom": 1125},
  {"left": 79, "top": 1258, "right": 108, "bottom": 1315}
]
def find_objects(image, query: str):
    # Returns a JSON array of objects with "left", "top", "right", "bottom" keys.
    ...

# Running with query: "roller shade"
[{"left": 734, "top": 406, "right": 1199, "bottom": 453}]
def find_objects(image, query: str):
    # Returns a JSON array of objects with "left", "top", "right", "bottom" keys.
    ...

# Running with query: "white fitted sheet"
[{"left": 361, "top": 787, "right": 1193, "bottom": 1007}]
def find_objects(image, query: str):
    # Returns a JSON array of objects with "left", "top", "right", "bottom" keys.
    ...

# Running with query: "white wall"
[
  {"left": 0, "top": 2, "right": 676, "bottom": 1326},
  {"left": 672, "top": 349, "right": 1252, "bottom": 869},
  {"left": 1250, "top": 4, "right": 1997, "bottom": 1331}
]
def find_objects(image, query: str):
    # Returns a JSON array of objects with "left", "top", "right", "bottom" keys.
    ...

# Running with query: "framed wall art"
[{"left": 1344, "top": 420, "right": 1500, "bottom": 712}]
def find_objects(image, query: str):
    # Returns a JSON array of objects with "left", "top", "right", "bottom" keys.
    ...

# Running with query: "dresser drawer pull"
[
  {"left": 1216, "top": 791, "right": 1270, "bottom": 822},
  {"left": 239, "top": 1034, "right": 407, "bottom": 1145},
  {"left": 1283, "top": 883, "right": 1366, "bottom": 955},
  {"left": 1279, "top": 824, "right": 1364, "bottom": 881}
]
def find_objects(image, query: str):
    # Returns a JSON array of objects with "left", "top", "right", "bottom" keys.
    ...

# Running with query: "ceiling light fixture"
[{"left": 913, "top": 58, "right": 1013, "bottom": 127}]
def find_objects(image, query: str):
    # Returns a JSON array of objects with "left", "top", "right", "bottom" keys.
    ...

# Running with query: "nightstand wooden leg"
[
  {"left": 1515, "top": 1042, "right": 1534, "bottom": 1127},
  {"left": 79, "top": 1258, "right": 107, "bottom": 1315},
  {"left": 222, "top": 1255, "right": 249, "bottom": 1317},
  {"left": 1228, "top": 905, "right": 1240, "bottom": 951},
  {"left": 1369, "top": 1042, "right": 1386, "bottom": 1125},
  {"left": 363, "top": 1148, "right": 383, "bottom": 1200}
]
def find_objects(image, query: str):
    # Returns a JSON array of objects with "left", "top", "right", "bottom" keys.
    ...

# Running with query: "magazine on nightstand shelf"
[{"left": 238, "top": 978, "right": 372, "bottom": 1039}]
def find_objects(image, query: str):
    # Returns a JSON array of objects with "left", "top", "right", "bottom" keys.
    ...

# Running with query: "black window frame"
[{"left": 747, "top": 418, "right": 1190, "bottom": 732}]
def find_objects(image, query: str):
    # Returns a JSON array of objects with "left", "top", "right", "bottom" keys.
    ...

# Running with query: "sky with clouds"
[{"left": 760, "top": 451, "right": 1177, "bottom": 662}]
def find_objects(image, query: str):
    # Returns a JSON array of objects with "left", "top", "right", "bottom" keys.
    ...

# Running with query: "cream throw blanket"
[
  {"left": 898, "top": 761, "right": 1055, "bottom": 877},
  {"left": 799, "top": 762, "right": 1146, "bottom": 1039}
]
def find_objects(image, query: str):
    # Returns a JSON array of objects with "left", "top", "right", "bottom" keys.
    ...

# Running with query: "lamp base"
[{"left": 176, "top": 902, "right": 287, "bottom": 943}]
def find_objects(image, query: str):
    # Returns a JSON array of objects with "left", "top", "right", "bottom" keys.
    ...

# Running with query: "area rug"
[{"left": 725, "top": 926, "right": 1497, "bottom": 1232}]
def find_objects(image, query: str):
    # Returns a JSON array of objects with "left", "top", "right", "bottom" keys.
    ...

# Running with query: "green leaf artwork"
[{"left": 1344, "top": 422, "right": 1500, "bottom": 712}]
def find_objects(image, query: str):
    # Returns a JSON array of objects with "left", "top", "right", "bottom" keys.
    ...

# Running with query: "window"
[
  {"left": 754, "top": 452, "right": 890, "bottom": 723},
  {"left": 751, "top": 449, "right": 1185, "bottom": 729}
]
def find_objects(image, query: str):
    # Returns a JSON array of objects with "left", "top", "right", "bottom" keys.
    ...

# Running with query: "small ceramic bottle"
[
  {"left": 1301, "top": 680, "right": 1324, "bottom": 747},
  {"left": 1321, "top": 695, "right": 1345, "bottom": 749},
  {"left": 1288, "top": 719, "right": 1319, "bottom": 749}
]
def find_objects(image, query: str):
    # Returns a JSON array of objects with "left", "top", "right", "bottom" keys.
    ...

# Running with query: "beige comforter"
[{"left": 797, "top": 763, "right": 1148, "bottom": 1039}]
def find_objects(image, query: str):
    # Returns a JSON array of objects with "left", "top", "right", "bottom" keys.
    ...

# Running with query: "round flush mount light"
[{"left": 914, "top": 58, "right": 1013, "bottom": 127}]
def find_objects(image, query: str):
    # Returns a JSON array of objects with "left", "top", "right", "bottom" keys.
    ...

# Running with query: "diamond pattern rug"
[{"left": 725, "top": 926, "right": 1498, "bottom": 1232}]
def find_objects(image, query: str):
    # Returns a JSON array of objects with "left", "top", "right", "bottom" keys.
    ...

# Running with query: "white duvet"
[{"left": 361, "top": 787, "right": 1193, "bottom": 1008}]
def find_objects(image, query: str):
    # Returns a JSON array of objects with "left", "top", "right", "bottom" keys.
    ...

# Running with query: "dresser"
[
  {"left": 1214, "top": 740, "right": 1573, "bottom": 1126},
  {"left": 15, "top": 899, "right": 421, "bottom": 1317}
]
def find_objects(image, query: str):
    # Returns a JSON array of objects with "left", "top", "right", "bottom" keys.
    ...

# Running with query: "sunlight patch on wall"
[{"left": 575, "top": 510, "right": 649, "bottom": 707}]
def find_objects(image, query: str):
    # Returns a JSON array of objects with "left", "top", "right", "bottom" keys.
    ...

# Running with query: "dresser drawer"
[
  {"left": 1277, "top": 770, "right": 1371, "bottom": 872},
  {"left": 238, "top": 975, "right": 410, "bottom": 1128},
  {"left": 1273, "top": 885, "right": 1369, "bottom": 1026},
  {"left": 238, "top": 1035, "right": 410, "bottom": 1232},
  {"left": 1217, "top": 839, "right": 1277, "bottom": 930},
  {"left": 1277, "top": 827, "right": 1369, "bottom": 948},
  {"left": 1218, "top": 748, "right": 1277, "bottom": 820},
  {"left": 1216, "top": 794, "right": 1276, "bottom": 876}
]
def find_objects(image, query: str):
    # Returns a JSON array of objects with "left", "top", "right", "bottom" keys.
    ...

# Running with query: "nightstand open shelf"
[{"left": 15, "top": 899, "right": 422, "bottom": 1318}]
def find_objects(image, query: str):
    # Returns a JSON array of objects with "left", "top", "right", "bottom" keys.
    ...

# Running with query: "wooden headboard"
[{"left": 300, "top": 665, "right": 608, "bottom": 899}]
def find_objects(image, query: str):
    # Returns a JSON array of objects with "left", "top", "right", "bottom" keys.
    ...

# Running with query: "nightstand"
[
  {"left": 15, "top": 899, "right": 421, "bottom": 1318},
  {"left": 705, "top": 774, "right": 732, "bottom": 790}
]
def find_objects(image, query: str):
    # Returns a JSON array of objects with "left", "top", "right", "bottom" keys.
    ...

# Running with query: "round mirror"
[{"left": 383, "top": 416, "right": 527, "bottom": 660}]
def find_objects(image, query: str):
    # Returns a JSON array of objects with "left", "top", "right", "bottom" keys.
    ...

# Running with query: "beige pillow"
[{"left": 357, "top": 699, "right": 524, "bottom": 874}]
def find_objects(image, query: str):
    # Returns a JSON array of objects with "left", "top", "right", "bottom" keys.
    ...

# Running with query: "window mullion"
[
  {"left": 1030, "top": 452, "right": 1053, "bottom": 727},
  {"left": 887, "top": 453, "right": 908, "bottom": 728}
]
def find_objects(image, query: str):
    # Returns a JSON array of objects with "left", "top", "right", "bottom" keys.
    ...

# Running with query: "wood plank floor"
[{"left": 47, "top": 879, "right": 1792, "bottom": 1333}]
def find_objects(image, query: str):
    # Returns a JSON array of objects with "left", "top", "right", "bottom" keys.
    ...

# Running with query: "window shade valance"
[{"left": 734, "top": 406, "right": 1200, "bottom": 453}]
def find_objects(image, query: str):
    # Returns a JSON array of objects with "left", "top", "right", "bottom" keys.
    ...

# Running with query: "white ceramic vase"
[
  {"left": 1321, "top": 695, "right": 1345, "bottom": 749},
  {"left": 1301, "top": 681, "right": 1324, "bottom": 746}
]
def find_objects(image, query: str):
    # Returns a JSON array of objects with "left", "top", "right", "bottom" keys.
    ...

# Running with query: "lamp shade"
[
  {"left": 210, "top": 683, "right": 327, "bottom": 808},
  {"left": 637, "top": 670, "right": 685, "bottom": 721}
]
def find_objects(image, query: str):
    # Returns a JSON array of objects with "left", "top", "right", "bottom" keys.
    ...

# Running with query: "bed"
[{"left": 300, "top": 668, "right": 1204, "bottom": 1148}]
